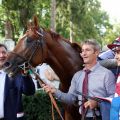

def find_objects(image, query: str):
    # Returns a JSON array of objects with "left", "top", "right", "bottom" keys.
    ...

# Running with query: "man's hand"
[
  {"left": 42, "top": 84, "right": 57, "bottom": 94},
  {"left": 84, "top": 100, "right": 98, "bottom": 109}
]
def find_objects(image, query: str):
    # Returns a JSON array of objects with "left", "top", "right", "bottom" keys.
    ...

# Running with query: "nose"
[
  {"left": 4, "top": 61, "right": 11, "bottom": 68},
  {"left": 80, "top": 51, "right": 86, "bottom": 56}
]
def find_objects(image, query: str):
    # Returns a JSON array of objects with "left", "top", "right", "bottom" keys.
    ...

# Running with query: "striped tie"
[{"left": 82, "top": 69, "right": 91, "bottom": 114}]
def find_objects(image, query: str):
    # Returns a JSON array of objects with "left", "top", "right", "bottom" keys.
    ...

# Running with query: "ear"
[
  {"left": 95, "top": 50, "right": 100, "bottom": 56},
  {"left": 71, "top": 43, "right": 82, "bottom": 53},
  {"left": 33, "top": 15, "right": 39, "bottom": 29}
]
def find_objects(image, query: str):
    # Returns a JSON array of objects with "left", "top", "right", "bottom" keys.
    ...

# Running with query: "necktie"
[{"left": 82, "top": 69, "right": 91, "bottom": 114}]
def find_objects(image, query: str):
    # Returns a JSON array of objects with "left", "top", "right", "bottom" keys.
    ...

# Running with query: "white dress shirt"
[
  {"left": 36, "top": 63, "right": 60, "bottom": 88},
  {"left": 0, "top": 70, "right": 6, "bottom": 118}
]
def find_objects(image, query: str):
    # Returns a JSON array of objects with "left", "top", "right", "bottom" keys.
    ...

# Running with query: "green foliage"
[
  {"left": 0, "top": 0, "right": 115, "bottom": 46},
  {"left": 0, "top": 0, "right": 51, "bottom": 41},
  {"left": 56, "top": 0, "right": 112, "bottom": 45},
  {"left": 102, "top": 22, "right": 120, "bottom": 45},
  {"left": 23, "top": 90, "right": 63, "bottom": 120}
]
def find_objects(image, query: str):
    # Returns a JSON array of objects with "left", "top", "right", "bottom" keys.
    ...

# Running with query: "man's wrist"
[{"left": 52, "top": 87, "right": 57, "bottom": 93}]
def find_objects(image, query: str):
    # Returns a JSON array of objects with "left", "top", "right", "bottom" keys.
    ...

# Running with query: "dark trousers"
[
  {"left": 0, "top": 116, "right": 25, "bottom": 120},
  {"left": 0, "top": 118, "right": 4, "bottom": 120},
  {"left": 17, "top": 117, "right": 24, "bottom": 120},
  {"left": 84, "top": 116, "right": 102, "bottom": 120}
]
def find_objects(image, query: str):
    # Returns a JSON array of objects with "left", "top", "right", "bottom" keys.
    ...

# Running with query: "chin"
[{"left": 83, "top": 60, "right": 89, "bottom": 64}]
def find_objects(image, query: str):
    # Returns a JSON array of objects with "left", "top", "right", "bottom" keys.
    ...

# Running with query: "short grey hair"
[{"left": 81, "top": 39, "right": 101, "bottom": 51}]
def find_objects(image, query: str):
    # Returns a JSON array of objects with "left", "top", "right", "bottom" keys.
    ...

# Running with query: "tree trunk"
[
  {"left": 70, "top": 21, "right": 73, "bottom": 43},
  {"left": 50, "top": 0, "right": 56, "bottom": 31},
  {"left": 68, "top": 0, "right": 73, "bottom": 42},
  {"left": 4, "top": 20, "right": 13, "bottom": 39}
]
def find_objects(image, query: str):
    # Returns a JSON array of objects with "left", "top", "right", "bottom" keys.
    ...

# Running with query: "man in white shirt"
[
  {"left": 36, "top": 63, "right": 60, "bottom": 89},
  {"left": 0, "top": 43, "right": 35, "bottom": 120}
]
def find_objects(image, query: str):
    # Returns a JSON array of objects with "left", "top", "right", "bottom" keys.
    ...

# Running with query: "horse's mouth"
[
  {"left": 7, "top": 72, "right": 14, "bottom": 77},
  {"left": 3, "top": 67, "right": 15, "bottom": 77},
  {"left": 6, "top": 68, "right": 20, "bottom": 78},
  {"left": 3, "top": 63, "right": 21, "bottom": 78}
]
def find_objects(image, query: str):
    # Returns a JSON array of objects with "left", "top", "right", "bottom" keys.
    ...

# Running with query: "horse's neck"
[{"left": 45, "top": 41, "right": 83, "bottom": 91}]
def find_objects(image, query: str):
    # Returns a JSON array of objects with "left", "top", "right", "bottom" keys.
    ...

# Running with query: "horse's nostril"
[{"left": 4, "top": 62, "right": 11, "bottom": 68}]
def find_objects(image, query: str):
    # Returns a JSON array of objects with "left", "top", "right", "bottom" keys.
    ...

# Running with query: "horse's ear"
[
  {"left": 71, "top": 43, "right": 82, "bottom": 53},
  {"left": 33, "top": 16, "right": 39, "bottom": 29}
]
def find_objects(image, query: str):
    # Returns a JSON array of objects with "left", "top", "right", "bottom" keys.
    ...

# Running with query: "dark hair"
[{"left": 0, "top": 43, "right": 7, "bottom": 50}]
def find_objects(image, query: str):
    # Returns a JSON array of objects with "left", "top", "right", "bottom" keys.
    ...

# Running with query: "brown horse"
[{"left": 4, "top": 17, "right": 84, "bottom": 120}]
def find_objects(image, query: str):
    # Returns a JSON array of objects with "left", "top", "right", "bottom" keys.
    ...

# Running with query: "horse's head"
[
  {"left": 4, "top": 16, "right": 83, "bottom": 82},
  {"left": 4, "top": 17, "right": 49, "bottom": 76}
]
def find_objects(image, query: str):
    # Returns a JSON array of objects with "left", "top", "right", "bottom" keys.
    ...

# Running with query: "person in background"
[
  {"left": 36, "top": 63, "right": 60, "bottom": 89},
  {"left": 43, "top": 39, "right": 115, "bottom": 120},
  {"left": 0, "top": 43, "right": 35, "bottom": 120},
  {"left": 98, "top": 38, "right": 120, "bottom": 76},
  {"left": 107, "top": 37, "right": 120, "bottom": 120},
  {"left": 98, "top": 47, "right": 115, "bottom": 60}
]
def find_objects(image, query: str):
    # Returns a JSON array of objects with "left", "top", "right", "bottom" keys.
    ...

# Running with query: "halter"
[
  {"left": 8, "top": 28, "right": 65, "bottom": 120},
  {"left": 9, "top": 28, "right": 45, "bottom": 73}
]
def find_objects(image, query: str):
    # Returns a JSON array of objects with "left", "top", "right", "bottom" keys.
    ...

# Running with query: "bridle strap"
[
  {"left": 23, "top": 28, "right": 45, "bottom": 64},
  {"left": 30, "top": 69, "right": 64, "bottom": 120},
  {"left": 9, "top": 51, "right": 27, "bottom": 61},
  {"left": 13, "top": 28, "right": 64, "bottom": 120},
  {"left": 9, "top": 35, "right": 45, "bottom": 70}
]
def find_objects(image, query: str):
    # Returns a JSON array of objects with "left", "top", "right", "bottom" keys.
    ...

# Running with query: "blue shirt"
[
  {"left": 98, "top": 49, "right": 115, "bottom": 60},
  {"left": 55, "top": 62, "right": 115, "bottom": 117}
]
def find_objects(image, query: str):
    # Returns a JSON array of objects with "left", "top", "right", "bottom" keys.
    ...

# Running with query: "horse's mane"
[
  {"left": 26, "top": 20, "right": 82, "bottom": 54},
  {"left": 47, "top": 29, "right": 82, "bottom": 53},
  {"left": 47, "top": 29, "right": 71, "bottom": 43}
]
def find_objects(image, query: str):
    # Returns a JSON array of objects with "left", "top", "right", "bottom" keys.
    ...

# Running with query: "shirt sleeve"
[
  {"left": 105, "top": 70, "right": 116, "bottom": 98},
  {"left": 54, "top": 73, "right": 79, "bottom": 105}
]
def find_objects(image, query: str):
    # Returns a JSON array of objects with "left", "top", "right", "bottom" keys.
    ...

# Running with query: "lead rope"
[
  {"left": 81, "top": 107, "right": 88, "bottom": 120},
  {"left": 51, "top": 101, "right": 55, "bottom": 120},
  {"left": 30, "top": 69, "right": 64, "bottom": 120}
]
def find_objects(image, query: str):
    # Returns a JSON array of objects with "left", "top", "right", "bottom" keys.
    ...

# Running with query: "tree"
[
  {"left": 0, "top": 0, "right": 113, "bottom": 46},
  {"left": 56, "top": 0, "right": 111, "bottom": 46},
  {"left": 102, "top": 22, "right": 120, "bottom": 45},
  {"left": 0, "top": 0, "right": 51, "bottom": 41},
  {"left": 50, "top": 0, "right": 56, "bottom": 31}
]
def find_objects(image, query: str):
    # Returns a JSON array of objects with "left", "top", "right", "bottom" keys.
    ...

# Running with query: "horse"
[{"left": 4, "top": 17, "right": 84, "bottom": 120}]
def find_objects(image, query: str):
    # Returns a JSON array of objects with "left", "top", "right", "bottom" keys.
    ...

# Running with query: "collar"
[
  {"left": 84, "top": 62, "right": 100, "bottom": 72},
  {"left": 0, "top": 70, "right": 6, "bottom": 74}
]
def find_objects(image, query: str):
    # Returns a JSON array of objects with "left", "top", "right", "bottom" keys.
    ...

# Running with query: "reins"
[
  {"left": 9, "top": 28, "right": 64, "bottom": 120},
  {"left": 28, "top": 66, "right": 64, "bottom": 120},
  {"left": 75, "top": 91, "right": 103, "bottom": 120}
]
